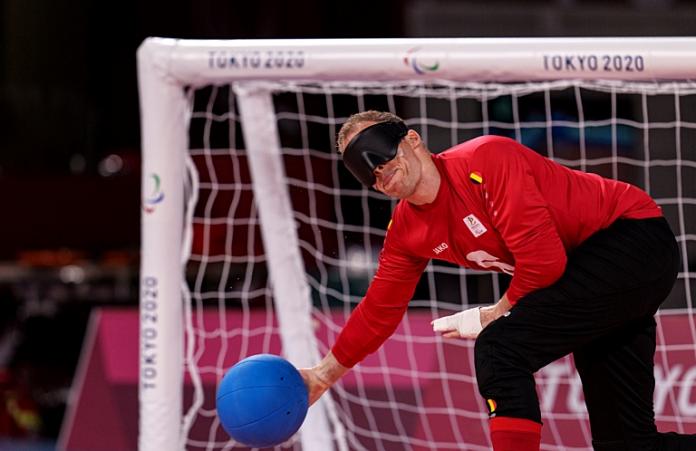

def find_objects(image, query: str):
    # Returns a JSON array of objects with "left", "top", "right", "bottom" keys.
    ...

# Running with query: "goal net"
[{"left": 137, "top": 38, "right": 696, "bottom": 451}]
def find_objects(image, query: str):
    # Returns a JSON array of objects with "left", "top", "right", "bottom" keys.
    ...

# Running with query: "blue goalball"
[{"left": 216, "top": 354, "right": 309, "bottom": 448}]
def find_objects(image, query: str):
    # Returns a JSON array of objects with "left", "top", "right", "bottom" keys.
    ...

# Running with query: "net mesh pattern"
[{"left": 183, "top": 80, "right": 696, "bottom": 450}]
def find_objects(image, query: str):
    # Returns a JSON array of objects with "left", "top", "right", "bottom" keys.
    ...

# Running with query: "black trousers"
[{"left": 474, "top": 217, "right": 696, "bottom": 451}]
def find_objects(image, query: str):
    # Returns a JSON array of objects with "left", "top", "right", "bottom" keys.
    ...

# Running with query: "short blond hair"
[{"left": 337, "top": 110, "right": 403, "bottom": 152}]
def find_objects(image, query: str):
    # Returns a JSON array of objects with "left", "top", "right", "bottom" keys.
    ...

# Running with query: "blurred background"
[{"left": 1, "top": 0, "right": 696, "bottom": 449}]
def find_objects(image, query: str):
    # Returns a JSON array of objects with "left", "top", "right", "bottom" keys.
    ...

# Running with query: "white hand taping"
[{"left": 431, "top": 307, "right": 483, "bottom": 339}]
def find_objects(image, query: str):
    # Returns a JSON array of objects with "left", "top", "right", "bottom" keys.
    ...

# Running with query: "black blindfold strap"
[{"left": 342, "top": 121, "right": 408, "bottom": 187}]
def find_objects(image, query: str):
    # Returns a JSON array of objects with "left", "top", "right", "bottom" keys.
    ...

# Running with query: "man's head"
[
  {"left": 338, "top": 111, "right": 429, "bottom": 199},
  {"left": 337, "top": 110, "right": 404, "bottom": 153}
]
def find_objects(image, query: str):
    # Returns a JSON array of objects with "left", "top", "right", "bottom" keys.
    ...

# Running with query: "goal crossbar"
[{"left": 140, "top": 37, "right": 696, "bottom": 84}]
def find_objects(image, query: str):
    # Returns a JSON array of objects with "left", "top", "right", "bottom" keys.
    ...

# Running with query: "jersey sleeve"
[
  {"left": 472, "top": 139, "right": 567, "bottom": 304},
  {"left": 331, "top": 231, "right": 429, "bottom": 368}
]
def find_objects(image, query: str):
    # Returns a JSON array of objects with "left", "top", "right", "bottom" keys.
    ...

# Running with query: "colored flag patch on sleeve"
[
  {"left": 469, "top": 171, "right": 483, "bottom": 184},
  {"left": 486, "top": 399, "right": 497, "bottom": 416}
]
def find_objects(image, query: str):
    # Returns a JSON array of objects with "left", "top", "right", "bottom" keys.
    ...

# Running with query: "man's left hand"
[{"left": 431, "top": 307, "right": 482, "bottom": 339}]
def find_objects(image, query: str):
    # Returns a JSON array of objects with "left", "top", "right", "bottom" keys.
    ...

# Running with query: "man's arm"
[
  {"left": 472, "top": 140, "right": 568, "bottom": 304},
  {"left": 331, "top": 236, "right": 429, "bottom": 368},
  {"left": 301, "top": 219, "right": 429, "bottom": 404}
]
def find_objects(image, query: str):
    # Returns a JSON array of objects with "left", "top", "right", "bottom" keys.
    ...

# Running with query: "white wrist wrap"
[{"left": 432, "top": 307, "right": 483, "bottom": 339}]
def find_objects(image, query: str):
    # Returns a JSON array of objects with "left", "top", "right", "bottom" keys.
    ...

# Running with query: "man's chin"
[
  {"left": 386, "top": 189, "right": 411, "bottom": 200},
  {"left": 379, "top": 189, "right": 399, "bottom": 199}
]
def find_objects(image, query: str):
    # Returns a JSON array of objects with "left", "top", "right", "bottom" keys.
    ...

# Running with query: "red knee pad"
[{"left": 490, "top": 416, "right": 542, "bottom": 451}]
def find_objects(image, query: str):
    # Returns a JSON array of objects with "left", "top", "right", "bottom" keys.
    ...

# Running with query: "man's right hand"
[
  {"left": 299, "top": 367, "right": 332, "bottom": 406},
  {"left": 299, "top": 351, "right": 349, "bottom": 406}
]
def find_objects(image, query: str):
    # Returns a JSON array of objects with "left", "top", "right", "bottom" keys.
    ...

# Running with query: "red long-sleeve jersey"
[{"left": 332, "top": 135, "right": 662, "bottom": 368}]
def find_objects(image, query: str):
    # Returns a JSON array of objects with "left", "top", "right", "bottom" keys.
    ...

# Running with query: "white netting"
[{"left": 183, "top": 80, "right": 696, "bottom": 450}]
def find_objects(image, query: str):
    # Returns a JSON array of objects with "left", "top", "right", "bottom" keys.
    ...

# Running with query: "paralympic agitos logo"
[
  {"left": 142, "top": 173, "right": 165, "bottom": 214},
  {"left": 403, "top": 47, "right": 440, "bottom": 75}
]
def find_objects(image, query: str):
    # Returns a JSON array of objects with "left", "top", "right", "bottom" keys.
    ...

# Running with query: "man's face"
[
  {"left": 342, "top": 121, "right": 422, "bottom": 199},
  {"left": 372, "top": 137, "right": 421, "bottom": 199}
]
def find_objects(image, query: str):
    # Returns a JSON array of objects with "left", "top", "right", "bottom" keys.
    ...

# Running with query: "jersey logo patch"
[{"left": 463, "top": 214, "right": 487, "bottom": 237}]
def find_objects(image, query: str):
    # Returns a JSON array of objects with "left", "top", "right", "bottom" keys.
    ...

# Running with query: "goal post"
[{"left": 137, "top": 37, "right": 696, "bottom": 451}]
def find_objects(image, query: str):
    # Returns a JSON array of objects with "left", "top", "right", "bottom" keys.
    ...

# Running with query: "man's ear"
[{"left": 405, "top": 129, "right": 422, "bottom": 148}]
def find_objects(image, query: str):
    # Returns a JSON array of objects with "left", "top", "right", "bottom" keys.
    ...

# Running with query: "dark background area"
[
  {"left": 0, "top": 0, "right": 407, "bottom": 258},
  {"left": 1, "top": 0, "right": 696, "bottom": 445}
]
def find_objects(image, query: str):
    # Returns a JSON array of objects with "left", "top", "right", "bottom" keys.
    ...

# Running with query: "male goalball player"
[{"left": 300, "top": 110, "right": 696, "bottom": 451}]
